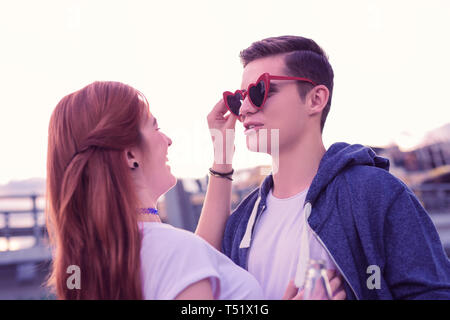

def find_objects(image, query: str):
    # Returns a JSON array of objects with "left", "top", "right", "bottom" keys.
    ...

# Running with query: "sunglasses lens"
[
  {"left": 226, "top": 92, "right": 242, "bottom": 115},
  {"left": 249, "top": 80, "right": 265, "bottom": 107}
]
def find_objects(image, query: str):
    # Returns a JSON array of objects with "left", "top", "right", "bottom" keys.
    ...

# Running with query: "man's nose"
[{"left": 239, "top": 96, "right": 259, "bottom": 118}]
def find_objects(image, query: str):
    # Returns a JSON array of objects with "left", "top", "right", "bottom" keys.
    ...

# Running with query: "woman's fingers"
[
  {"left": 327, "top": 271, "right": 346, "bottom": 299},
  {"left": 282, "top": 279, "right": 298, "bottom": 300},
  {"left": 225, "top": 112, "right": 238, "bottom": 128},
  {"left": 282, "top": 279, "right": 306, "bottom": 300},
  {"left": 208, "top": 99, "right": 228, "bottom": 121},
  {"left": 207, "top": 98, "right": 238, "bottom": 165},
  {"left": 208, "top": 99, "right": 237, "bottom": 130},
  {"left": 281, "top": 271, "right": 345, "bottom": 300},
  {"left": 329, "top": 274, "right": 342, "bottom": 294},
  {"left": 326, "top": 269, "right": 338, "bottom": 281},
  {"left": 293, "top": 289, "right": 304, "bottom": 300},
  {"left": 332, "top": 287, "right": 347, "bottom": 300},
  {"left": 212, "top": 98, "right": 228, "bottom": 115}
]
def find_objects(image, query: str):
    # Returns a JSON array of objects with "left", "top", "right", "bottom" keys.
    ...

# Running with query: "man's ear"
[{"left": 308, "top": 85, "right": 329, "bottom": 116}]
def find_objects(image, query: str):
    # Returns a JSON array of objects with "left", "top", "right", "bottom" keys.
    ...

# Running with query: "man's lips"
[
  {"left": 243, "top": 121, "right": 264, "bottom": 134},
  {"left": 244, "top": 126, "right": 264, "bottom": 135},
  {"left": 243, "top": 120, "right": 264, "bottom": 129}
]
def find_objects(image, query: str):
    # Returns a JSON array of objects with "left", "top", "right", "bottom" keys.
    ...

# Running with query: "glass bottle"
[{"left": 303, "top": 259, "right": 333, "bottom": 300}]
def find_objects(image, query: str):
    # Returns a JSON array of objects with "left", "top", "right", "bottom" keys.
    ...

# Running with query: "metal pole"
[
  {"left": 4, "top": 212, "right": 10, "bottom": 251},
  {"left": 164, "top": 180, "right": 197, "bottom": 232},
  {"left": 31, "top": 195, "right": 40, "bottom": 247}
]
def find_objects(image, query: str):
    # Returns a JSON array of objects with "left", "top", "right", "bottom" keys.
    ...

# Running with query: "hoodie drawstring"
[
  {"left": 295, "top": 202, "right": 312, "bottom": 289},
  {"left": 239, "top": 196, "right": 262, "bottom": 249}
]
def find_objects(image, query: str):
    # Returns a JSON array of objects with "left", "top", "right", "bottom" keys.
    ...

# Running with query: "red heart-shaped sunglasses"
[{"left": 223, "top": 72, "right": 317, "bottom": 116}]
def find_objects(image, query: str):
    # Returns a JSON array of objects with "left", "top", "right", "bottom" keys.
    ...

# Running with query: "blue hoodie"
[{"left": 222, "top": 142, "right": 450, "bottom": 299}]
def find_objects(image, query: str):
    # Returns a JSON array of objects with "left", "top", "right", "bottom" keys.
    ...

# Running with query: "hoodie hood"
[
  {"left": 258, "top": 142, "right": 390, "bottom": 207},
  {"left": 305, "top": 142, "right": 390, "bottom": 206}
]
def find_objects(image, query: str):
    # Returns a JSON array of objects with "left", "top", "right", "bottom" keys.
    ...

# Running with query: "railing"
[
  {"left": 0, "top": 182, "right": 449, "bottom": 258},
  {"left": 0, "top": 194, "right": 51, "bottom": 285},
  {"left": 411, "top": 183, "right": 450, "bottom": 212},
  {"left": 411, "top": 183, "right": 450, "bottom": 255},
  {"left": 0, "top": 194, "right": 46, "bottom": 252},
  {"left": 0, "top": 194, "right": 51, "bottom": 276}
]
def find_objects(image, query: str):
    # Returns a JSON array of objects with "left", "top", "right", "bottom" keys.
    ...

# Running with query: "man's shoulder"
[
  {"left": 334, "top": 165, "right": 414, "bottom": 222},
  {"left": 341, "top": 165, "right": 407, "bottom": 196}
]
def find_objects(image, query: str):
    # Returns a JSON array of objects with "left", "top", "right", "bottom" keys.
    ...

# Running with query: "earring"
[{"left": 131, "top": 162, "right": 139, "bottom": 170}]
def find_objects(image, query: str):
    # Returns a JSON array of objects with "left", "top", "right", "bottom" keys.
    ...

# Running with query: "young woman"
[{"left": 45, "top": 81, "right": 264, "bottom": 299}]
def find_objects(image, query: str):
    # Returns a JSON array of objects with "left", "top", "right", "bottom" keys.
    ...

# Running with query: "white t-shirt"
[
  {"left": 248, "top": 187, "right": 337, "bottom": 300},
  {"left": 139, "top": 222, "right": 264, "bottom": 300}
]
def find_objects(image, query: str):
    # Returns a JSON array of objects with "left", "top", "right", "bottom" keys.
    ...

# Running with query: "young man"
[{"left": 197, "top": 36, "right": 450, "bottom": 299}]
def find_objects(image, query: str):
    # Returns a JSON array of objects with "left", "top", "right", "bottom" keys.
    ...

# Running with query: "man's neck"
[{"left": 271, "top": 133, "right": 326, "bottom": 199}]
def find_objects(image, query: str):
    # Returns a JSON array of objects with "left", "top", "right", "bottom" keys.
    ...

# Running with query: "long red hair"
[{"left": 45, "top": 81, "right": 149, "bottom": 299}]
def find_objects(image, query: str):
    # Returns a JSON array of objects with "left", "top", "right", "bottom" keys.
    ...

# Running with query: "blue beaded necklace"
[{"left": 139, "top": 208, "right": 158, "bottom": 215}]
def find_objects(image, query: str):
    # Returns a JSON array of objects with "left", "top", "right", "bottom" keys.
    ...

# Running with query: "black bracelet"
[
  {"left": 210, "top": 172, "right": 233, "bottom": 181},
  {"left": 209, "top": 168, "right": 234, "bottom": 176},
  {"left": 209, "top": 168, "right": 234, "bottom": 181}
]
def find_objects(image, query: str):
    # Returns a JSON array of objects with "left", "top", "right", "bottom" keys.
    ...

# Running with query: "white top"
[
  {"left": 248, "top": 187, "right": 337, "bottom": 300},
  {"left": 139, "top": 222, "right": 264, "bottom": 300}
]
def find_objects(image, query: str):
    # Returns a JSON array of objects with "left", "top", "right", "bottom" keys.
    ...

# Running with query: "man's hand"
[
  {"left": 207, "top": 98, "right": 238, "bottom": 171},
  {"left": 282, "top": 270, "right": 347, "bottom": 300}
]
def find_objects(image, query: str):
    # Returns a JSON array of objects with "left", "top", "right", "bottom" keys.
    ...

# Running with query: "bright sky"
[{"left": 0, "top": 0, "right": 449, "bottom": 184}]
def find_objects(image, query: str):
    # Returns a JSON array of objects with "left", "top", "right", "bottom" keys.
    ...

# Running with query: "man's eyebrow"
[
  {"left": 269, "top": 83, "right": 279, "bottom": 91},
  {"left": 240, "top": 83, "right": 279, "bottom": 92}
]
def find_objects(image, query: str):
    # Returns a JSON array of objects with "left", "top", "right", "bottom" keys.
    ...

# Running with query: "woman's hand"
[
  {"left": 206, "top": 98, "right": 238, "bottom": 172},
  {"left": 282, "top": 270, "right": 347, "bottom": 300},
  {"left": 195, "top": 98, "right": 238, "bottom": 250}
]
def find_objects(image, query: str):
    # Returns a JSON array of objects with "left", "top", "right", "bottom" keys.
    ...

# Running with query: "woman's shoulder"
[
  {"left": 139, "top": 222, "right": 222, "bottom": 300},
  {"left": 140, "top": 222, "right": 214, "bottom": 256},
  {"left": 141, "top": 222, "right": 202, "bottom": 241}
]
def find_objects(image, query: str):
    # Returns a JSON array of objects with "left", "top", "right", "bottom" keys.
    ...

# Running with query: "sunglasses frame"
[{"left": 223, "top": 72, "right": 318, "bottom": 116}]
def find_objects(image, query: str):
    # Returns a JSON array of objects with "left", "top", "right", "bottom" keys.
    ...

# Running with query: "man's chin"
[
  {"left": 246, "top": 137, "right": 273, "bottom": 154},
  {"left": 245, "top": 144, "right": 273, "bottom": 154}
]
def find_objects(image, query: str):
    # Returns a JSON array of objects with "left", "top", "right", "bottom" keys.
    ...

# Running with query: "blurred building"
[
  {"left": 161, "top": 165, "right": 270, "bottom": 232},
  {"left": 371, "top": 123, "right": 450, "bottom": 212}
]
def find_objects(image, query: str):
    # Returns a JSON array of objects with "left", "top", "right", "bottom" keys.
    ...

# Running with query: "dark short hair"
[{"left": 240, "top": 36, "right": 334, "bottom": 133}]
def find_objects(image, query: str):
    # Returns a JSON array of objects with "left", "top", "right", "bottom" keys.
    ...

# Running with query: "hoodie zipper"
[{"left": 307, "top": 223, "right": 360, "bottom": 300}]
